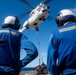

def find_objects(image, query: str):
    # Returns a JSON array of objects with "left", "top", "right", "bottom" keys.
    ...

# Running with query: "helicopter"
[{"left": 19, "top": 0, "right": 51, "bottom": 32}]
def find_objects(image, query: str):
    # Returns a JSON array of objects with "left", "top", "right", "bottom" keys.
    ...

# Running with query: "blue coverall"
[
  {"left": 47, "top": 22, "right": 76, "bottom": 75},
  {"left": 0, "top": 28, "right": 38, "bottom": 75}
]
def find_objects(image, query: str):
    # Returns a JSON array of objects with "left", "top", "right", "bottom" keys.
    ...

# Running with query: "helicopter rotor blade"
[
  {"left": 17, "top": 11, "right": 31, "bottom": 19},
  {"left": 20, "top": 0, "right": 34, "bottom": 9},
  {"left": 42, "top": 0, "right": 52, "bottom": 4}
]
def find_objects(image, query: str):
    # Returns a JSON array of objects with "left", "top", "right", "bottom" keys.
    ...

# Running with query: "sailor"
[
  {"left": 47, "top": 9, "right": 76, "bottom": 75},
  {"left": 0, "top": 16, "right": 38, "bottom": 75}
]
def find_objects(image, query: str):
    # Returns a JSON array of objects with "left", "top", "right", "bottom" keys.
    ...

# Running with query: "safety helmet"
[
  {"left": 2, "top": 16, "right": 20, "bottom": 30},
  {"left": 55, "top": 9, "right": 76, "bottom": 27}
]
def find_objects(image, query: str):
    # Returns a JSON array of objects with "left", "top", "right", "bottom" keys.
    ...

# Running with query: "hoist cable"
[{"left": 36, "top": 31, "right": 42, "bottom": 65}]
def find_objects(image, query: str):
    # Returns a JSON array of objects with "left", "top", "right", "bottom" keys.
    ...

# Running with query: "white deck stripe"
[{"left": 59, "top": 26, "right": 76, "bottom": 33}]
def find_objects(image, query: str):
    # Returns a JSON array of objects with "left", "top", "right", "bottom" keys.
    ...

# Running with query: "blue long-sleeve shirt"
[
  {"left": 0, "top": 28, "right": 38, "bottom": 73},
  {"left": 47, "top": 22, "right": 76, "bottom": 75}
]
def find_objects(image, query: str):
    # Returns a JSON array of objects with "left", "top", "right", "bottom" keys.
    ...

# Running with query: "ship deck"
[{"left": 20, "top": 71, "right": 50, "bottom": 75}]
